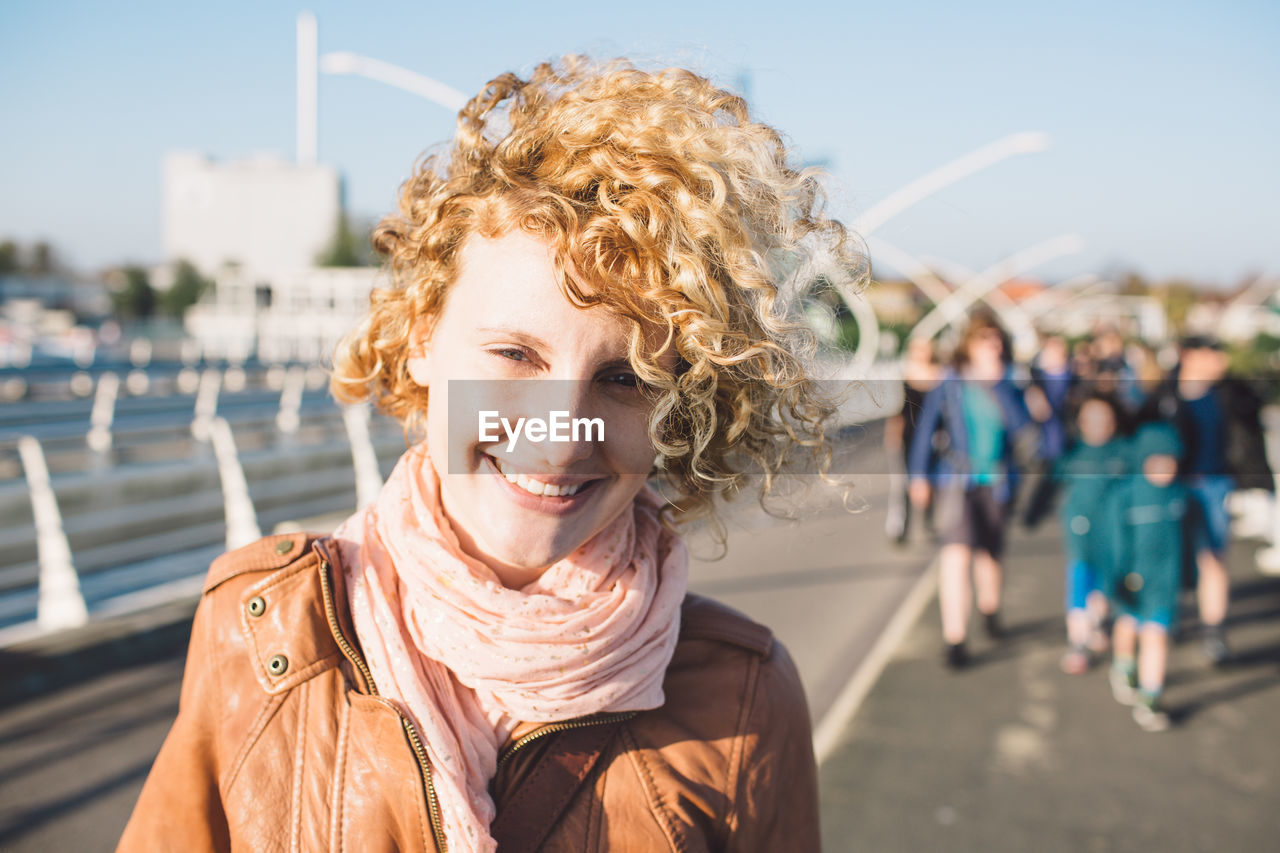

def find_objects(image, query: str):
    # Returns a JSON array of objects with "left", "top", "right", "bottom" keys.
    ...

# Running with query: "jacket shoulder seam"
[
  {"left": 678, "top": 594, "right": 773, "bottom": 656},
  {"left": 722, "top": 650, "right": 762, "bottom": 847},
  {"left": 203, "top": 533, "right": 318, "bottom": 594},
  {"left": 220, "top": 691, "right": 288, "bottom": 797}
]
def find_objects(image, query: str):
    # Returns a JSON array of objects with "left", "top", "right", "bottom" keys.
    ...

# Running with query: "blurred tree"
[
  {"left": 1157, "top": 280, "right": 1198, "bottom": 334},
  {"left": 0, "top": 240, "right": 17, "bottom": 274},
  {"left": 162, "top": 259, "right": 211, "bottom": 317},
  {"left": 316, "top": 211, "right": 369, "bottom": 267},
  {"left": 1228, "top": 333, "right": 1280, "bottom": 401},
  {"left": 112, "top": 266, "right": 157, "bottom": 319},
  {"left": 30, "top": 241, "right": 55, "bottom": 275},
  {"left": 1118, "top": 271, "right": 1149, "bottom": 296}
]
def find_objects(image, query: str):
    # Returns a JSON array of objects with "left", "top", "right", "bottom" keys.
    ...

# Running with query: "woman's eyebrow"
[
  {"left": 475, "top": 327, "right": 633, "bottom": 364},
  {"left": 474, "top": 326, "right": 552, "bottom": 349}
]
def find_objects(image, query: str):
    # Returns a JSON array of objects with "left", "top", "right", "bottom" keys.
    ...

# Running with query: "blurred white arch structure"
[
  {"left": 852, "top": 132, "right": 1050, "bottom": 237},
  {"left": 908, "top": 234, "right": 1085, "bottom": 347},
  {"left": 318, "top": 52, "right": 469, "bottom": 111},
  {"left": 297, "top": 13, "right": 318, "bottom": 165},
  {"left": 1018, "top": 273, "right": 1101, "bottom": 318},
  {"left": 864, "top": 237, "right": 953, "bottom": 306},
  {"left": 1225, "top": 274, "right": 1279, "bottom": 310},
  {"left": 917, "top": 256, "right": 1042, "bottom": 359},
  {"left": 829, "top": 131, "right": 1052, "bottom": 372},
  {"left": 869, "top": 236, "right": 1054, "bottom": 354},
  {"left": 296, "top": 11, "right": 469, "bottom": 166}
]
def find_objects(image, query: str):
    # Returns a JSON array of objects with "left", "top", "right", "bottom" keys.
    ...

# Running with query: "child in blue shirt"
[
  {"left": 1055, "top": 393, "right": 1129, "bottom": 675},
  {"left": 1105, "top": 422, "right": 1188, "bottom": 732}
]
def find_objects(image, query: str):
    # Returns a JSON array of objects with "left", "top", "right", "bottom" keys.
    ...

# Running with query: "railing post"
[
  {"left": 276, "top": 364, "right": 306, "bottom": 434},
  {"left": 191, "top": 367, "right": 223, "bottom": 441},
  {"left": 209, "top": 417, "right": 262, "bottom": 549},
  {"left": 18, "top": 436, "right": 89, "bottom": 631},
  {"left": 342, "top": 403, "right": 384, "bottom": 508},
  {"left": 87, "top": 371, "right": 119, "bottom": 453}
]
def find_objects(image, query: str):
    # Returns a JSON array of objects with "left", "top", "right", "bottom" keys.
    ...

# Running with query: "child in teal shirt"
[
  {"left": 1055, "top": 393, "right": 1129, "bottom": 674},
  {"left": 1106, "top": 422, "right": 1188, "bottom": 732}
]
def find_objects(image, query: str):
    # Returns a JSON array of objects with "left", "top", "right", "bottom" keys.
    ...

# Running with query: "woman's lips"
[{"left": 482, "top": 454, "right": 603, "bottom": 515}]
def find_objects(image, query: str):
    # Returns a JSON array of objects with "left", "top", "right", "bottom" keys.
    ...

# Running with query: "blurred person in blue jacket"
[
  {"left": 909, "top": 311, "right": 1033, "bottom": 669},
  {"left": 1089, "top": 324, "right": 1141, "bottom": 410},
  {"left": 1105, "top": 423, "right": 1188, "bottom": 732},
  {"left": 1021, "top": 332, "right": 1081, "bottom": 529},
  {"left": 1138, "top": 335, "right": 1275, "bottom": 664},
  {"left": 1031, "top": 333, "right": 1076, "bottom": 461}
]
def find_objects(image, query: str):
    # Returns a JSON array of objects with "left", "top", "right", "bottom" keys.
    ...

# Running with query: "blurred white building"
[
  {"left": 165, "top": 152, "right": 380, "bottom": 362},
  {"left": 1030, "top": 292, "right": 1166, "bottom": 343},
  {"left": 184, "top": 265, "right": 379, "bottom": 363},
  {"left": 164, "top": 152, "right": 341, "bottom": 279},
  {"left": 1186, "top": 293, "right": 1280, "bottom": 343}
]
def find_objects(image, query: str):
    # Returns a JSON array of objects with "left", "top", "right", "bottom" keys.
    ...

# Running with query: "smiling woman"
[{"left": 120, "top": 55, "right": 862, "bottom": 853}]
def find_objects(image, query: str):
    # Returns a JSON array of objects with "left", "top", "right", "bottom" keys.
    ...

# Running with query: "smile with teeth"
[{"left": 491, "top": 457, "right": 589, "bottom": 498}]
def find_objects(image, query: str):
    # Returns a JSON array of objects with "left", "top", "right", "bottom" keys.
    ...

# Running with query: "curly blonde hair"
[{"left": 332, "top": 56, "right": 864, "bottom": 529}]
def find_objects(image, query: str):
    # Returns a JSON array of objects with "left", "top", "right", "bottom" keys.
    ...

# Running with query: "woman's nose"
[{"left": 530, "top": 380, "right": 599, "bottom": 469}]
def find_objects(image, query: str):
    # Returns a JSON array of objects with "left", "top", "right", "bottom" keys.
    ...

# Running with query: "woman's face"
[
  {"left": 966, "top": 327, "right": 1005, "bottom": 377},
  {"left": 906, "top": 337, "right": 933, "bottom": 367},
  {"left": 407, "top": 230, "right": 663, "bottom": 586}
]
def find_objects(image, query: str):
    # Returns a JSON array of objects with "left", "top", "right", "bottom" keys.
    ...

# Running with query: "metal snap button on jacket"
[
  {"left": 246, "top": 596, "right": 266, "bottom": 618},
  {"left": 274, "top": 539, "right": 294, "bottom": 555},
  {"left": 267, "top": 654, "right": 289, "bottom": 676}
]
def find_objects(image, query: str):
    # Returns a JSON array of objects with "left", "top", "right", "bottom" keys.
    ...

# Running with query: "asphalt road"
[
  {"left": 820, "top": 523, "right": 1280, "bottom": 852},
  {"left": 0, "top": 426, "right": 931, "bottom": 851}
]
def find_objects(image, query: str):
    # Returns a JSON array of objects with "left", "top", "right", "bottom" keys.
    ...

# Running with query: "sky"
[{"left": 1, "top": 0, "right": 1276, "bottom": 285}]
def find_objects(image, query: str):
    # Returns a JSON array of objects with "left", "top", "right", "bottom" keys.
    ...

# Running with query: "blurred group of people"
[{"left": 884, "top": 311, "right": 1276, "bottom": 732}]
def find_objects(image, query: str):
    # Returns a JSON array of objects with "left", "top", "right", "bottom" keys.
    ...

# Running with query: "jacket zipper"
[
  {"left": 318, "top": 554, "right": 449, "bottom": 852},
  {"left": 495, "top": 711, "right": 638, "bottom": 771}
]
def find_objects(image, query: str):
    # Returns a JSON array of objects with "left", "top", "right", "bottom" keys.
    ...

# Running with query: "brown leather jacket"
[{"left": 118, "top": 534, "right": 821, "bottom": 852}]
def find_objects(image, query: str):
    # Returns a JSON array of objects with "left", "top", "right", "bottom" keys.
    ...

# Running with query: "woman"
[
  {"left": 907, "top": 313, "right": 1032, "bottom": 668},
  {"left": 120, "top": 57, "right": 857, "bottom": 852}
]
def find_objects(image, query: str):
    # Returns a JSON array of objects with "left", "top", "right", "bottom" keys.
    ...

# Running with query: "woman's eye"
[
  {"left": 492, "top": 347, "right": 529, "bottom": 363},
  {"left": 606, "top": 372, "right": 641, "bottom": 390}
]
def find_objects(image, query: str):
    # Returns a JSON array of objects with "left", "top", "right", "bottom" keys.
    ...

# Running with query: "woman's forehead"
[{"left": 448, "top": 231, "right": 636, "bottom": 350}]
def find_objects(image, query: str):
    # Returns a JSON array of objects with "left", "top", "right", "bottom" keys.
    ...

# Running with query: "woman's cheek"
[{"left": 601, "top": 408, "right": 658, "bottom": 475}]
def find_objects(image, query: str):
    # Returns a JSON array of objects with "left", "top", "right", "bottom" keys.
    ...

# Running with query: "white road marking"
[{"left": 813, "top": 557, "right": 940, "bottom": 764}]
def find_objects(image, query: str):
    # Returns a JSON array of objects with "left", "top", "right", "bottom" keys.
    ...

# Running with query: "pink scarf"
[{"left": 333, "top": 444, "right": 689, "bottom": 852}]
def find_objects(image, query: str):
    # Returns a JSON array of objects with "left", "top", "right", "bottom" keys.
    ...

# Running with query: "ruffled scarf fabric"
[{"left": 333, "top": 444, "right": 689, "bottom": 852}]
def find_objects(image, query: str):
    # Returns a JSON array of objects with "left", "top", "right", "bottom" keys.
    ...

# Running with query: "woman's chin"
[{"left": 477, "top": 532, "right": 582, "bottom": 576}]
